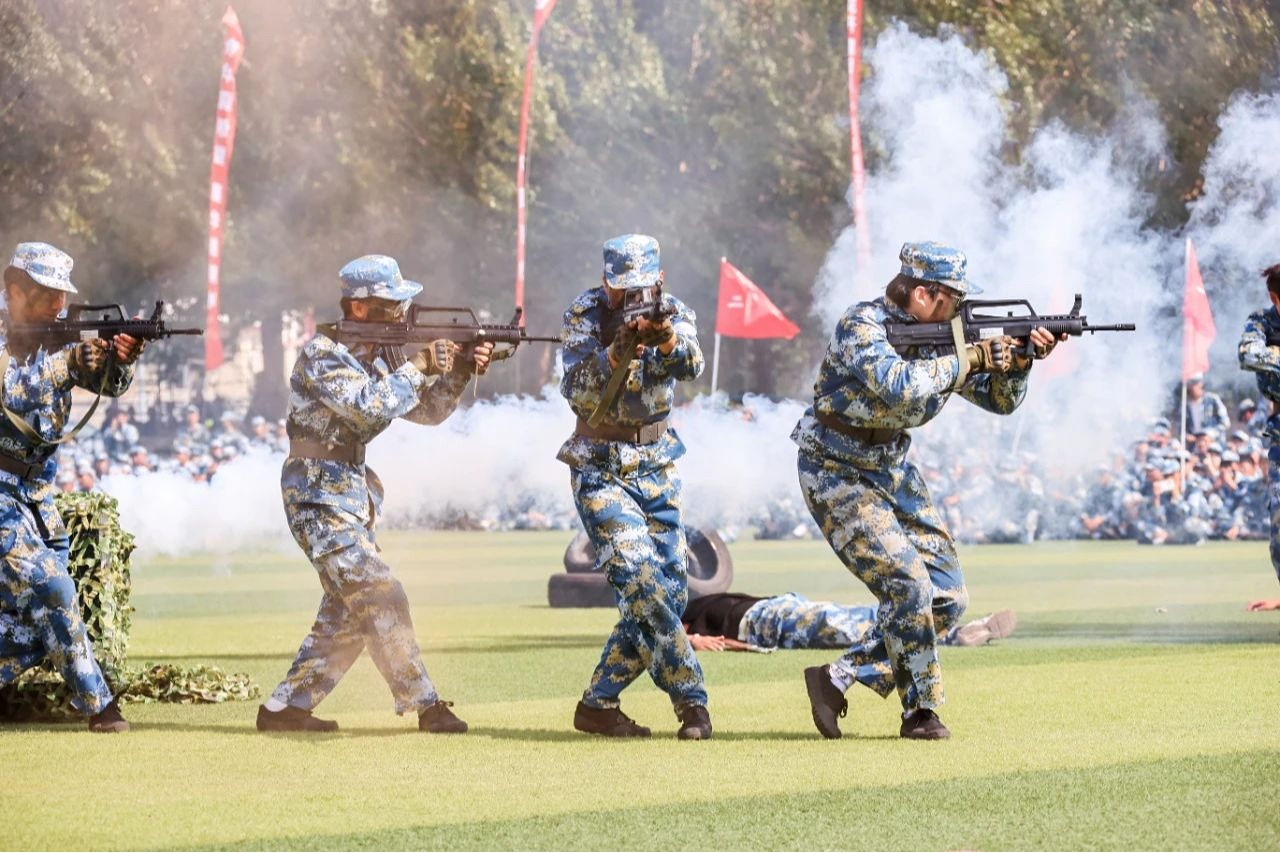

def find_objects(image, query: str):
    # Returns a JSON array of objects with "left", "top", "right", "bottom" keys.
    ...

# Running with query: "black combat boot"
[
  {"left": 900, "top": 708, "right": 951, "bottom": 740},
  {"left": 88, "top": 699, "right": 130, "bottom": 734},
  {"left": 676, "top": 704, "right": 713, "bottom": 741},
  {"left": 573, "top": 701, "right": 651, "bottom": 737},
  {"left": 419, "top": 700, "right": 469, "bottom": 734},
  {"left": 804, "top": 665, "right": 848, "bottom": 739},
  {"left": 256, "top": 704, "right": 339, "bottom": 733}
]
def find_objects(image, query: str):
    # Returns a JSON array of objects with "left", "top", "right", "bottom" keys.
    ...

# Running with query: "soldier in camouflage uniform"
[
  {"left": 258, "top": 255, "right": 494, "bottom": 734},
  {"left": 792, "top": 241, "right": 1062, "bottom": 740},
  {"left": 1237, "top": 261, "right": 1280, "bottom": 591},
  {"left": 0, "top": 242, "right": 147, "bottom": 733},
  {"left": 558, "top": 234, "right": 712, "bottom": 740}
]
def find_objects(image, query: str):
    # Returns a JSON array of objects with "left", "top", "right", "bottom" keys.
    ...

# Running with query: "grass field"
[{"left": 2, "top": 532, "right": 1278, "bottom": 850}]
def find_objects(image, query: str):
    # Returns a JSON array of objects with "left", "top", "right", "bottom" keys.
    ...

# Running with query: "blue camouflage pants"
[
  {"left": 744, "top": 593, "right": 969, "bottom": 653},
  {"left": 572, "top": 464, "right": 708, "bottom": 712},
  {"left": 797, "top": 449, "right": 969, "bottom": 712},
  {"left": 0, "top": 495, "right": 113, "bottom": 715},
  {"left": 1269, "top": 445, "right": 1280, "bottom": 584},
  {"left": 271, "top": 503, "right": 439, "bottom": 715}
]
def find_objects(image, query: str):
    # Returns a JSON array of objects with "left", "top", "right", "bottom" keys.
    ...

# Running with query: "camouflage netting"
[{"left": 0, "top": 491, "right": 259, "bottom": 721}]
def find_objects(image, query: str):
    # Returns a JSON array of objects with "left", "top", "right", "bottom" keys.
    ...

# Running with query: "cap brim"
[
  {"left": 16, "top": 267, "right": 77, "bottom": 294},
  {"left": 385, "top": 279, "right": 423, "bottom": 301},
  {"left": 604, "top": 270, "right": 660, "bottom": 291}
]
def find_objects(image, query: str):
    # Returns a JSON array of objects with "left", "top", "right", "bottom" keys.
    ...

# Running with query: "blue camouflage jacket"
[
  {"left": 281, "top": 330, "right": 471, "bottom": 520},
  {"left": 556, "top": 286, "right": 702, "bottom": 473},
  {"left": 0, "top": 312, "right": 133, "bottom": 521},
  {"left": 792, "top": 296, "right": 1029, "bottom": 467},
  {"left": 1238, "top": 307, "right": 1280, "bottom": 406}
]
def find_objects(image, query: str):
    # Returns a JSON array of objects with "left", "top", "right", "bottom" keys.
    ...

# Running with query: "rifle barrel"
[{"left": 1084, "top": 324, "right": 1137, "bottom": 332}]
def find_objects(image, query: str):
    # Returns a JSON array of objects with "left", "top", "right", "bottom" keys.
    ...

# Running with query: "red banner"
[
  {"left": 205, "top": 6, "right": 244, "bottom": 372},
  {"left": 847, "top": 0, "right": 871, "bottom": 292},
  {"left": 514, "top": 0, "right": 558, "bottom": 326},
  {"left": 1182, "top": 237, "right": 1216, "bottom": 380},
  {"left": 715, "top": 259, "right": 800, "bottom": 340}
]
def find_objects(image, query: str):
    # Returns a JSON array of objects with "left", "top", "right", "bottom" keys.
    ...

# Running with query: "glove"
[
  {"left": 409, "top": 339, "right": 455, "bottom": 376},
  {"left": 635, "top": 317, "right": 676, "bottom": 347},
  {"left": 964, "top": 336, "right": 1013, "bottom": 374},
  {"left": 608, "top": 328, "right": 637, "bottom": 369},
  {"left": 68, "top": 339, "right": 110, "bottom": 375}
]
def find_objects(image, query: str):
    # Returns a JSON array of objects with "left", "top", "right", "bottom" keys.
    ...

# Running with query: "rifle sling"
[
  {"left": 949, "top": 315, "right": 969, "bottom": 390},
  {"left": 586, "top": 328, "right": 638, "bottom": 428},
  {"left": 0, "top": 347, "right": 113, "bottom": 448}
]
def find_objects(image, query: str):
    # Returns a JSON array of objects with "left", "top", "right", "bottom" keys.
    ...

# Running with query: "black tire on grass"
[
  {"left": 558, "top": 526, "right": 734, "bottom": 598},
  {"left": 547, "top": 571, "right": 616, "bottom": 608}
]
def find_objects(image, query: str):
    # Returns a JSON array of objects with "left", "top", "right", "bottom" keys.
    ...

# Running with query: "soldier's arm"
[
  {"left": 842, "top": 314, "right": 961, "bottom": 410},
  {"left": 1238, "top": 314, "right": 1280, "bottom": 375},
  {"left": 645, "top": 297, "right": 703, "bottom": 382},
  {"left": 303, "top": 339, "right": 431, "bottom": 438},
  {"left": 958, "top": 370, "right": 1029, "bottom": 415},
  {"left": 402, "top": 369, "right": 471, "bottom": 426},
  {"left": 68, "top": 345, "right": 134, "bottom": 398},
  {"left": 559, "top": 304, "right": 612, "bottom": 411},
  {"left": 0, "top": 346, "right": 76, "bottom": 414}
]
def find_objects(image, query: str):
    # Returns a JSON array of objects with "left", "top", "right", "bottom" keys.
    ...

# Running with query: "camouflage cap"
[
  {"left": 339, "top": 255, "right": 422, "bottom": 301},
  {"left": 898, "top": 241, "right": 982, "bottom": 296},
  {"left": 6, "top": 242, "right": 78, "bottom": 293},
  {"left": 602, "top": 234, "right": 661, "bottom": 290}
]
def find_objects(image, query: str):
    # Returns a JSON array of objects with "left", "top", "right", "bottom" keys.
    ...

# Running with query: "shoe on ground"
[
  {"left": 952, "top": 608, "right": 1018, "bottom": 647},
  {"left": 900, "top": 708, "right": 951, "bottom": 740},
  {"left": 676, "top": 704, "right": 713, "bottom": 741},
  {"left": 88, "top": 699, "right": 129, "bottom": 734},
  {"left": 573, "top": 701, "right": 651, "bottom": 737},
  {"left": 804, "top": 665, "right": 848, "bottom": 739},
  {"left": 256, "top": 704, "right": 339, "bottom": 733},
  {"left": 419, "top": 700, "right": 469, "bottom": 733}
]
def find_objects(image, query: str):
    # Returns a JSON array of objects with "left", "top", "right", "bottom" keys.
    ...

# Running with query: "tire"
[
  {"left": 547, "top": 571, "right": 616, "bottom": 608},
  {"left": 559, "top": 526, "right": 734, "bottom": 598}
]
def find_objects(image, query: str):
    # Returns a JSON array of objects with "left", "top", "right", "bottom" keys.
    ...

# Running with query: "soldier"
[
  {"left": 1183, "top": 374, "right": 1229, "bottom": 435},
  {"left": 257, "top": 254, "right": 494, "bottom": 734},
  {"left": 558, "top": 234, "right": 711, "bottom": 740},
  {"left": 1237, "top": 261, "right": 1280, "bottom": 588},
  {"left": 174, "top": 403, "right": 211, "bottom": 455},
  {"left": 792, "top": 241, "right": 1063, "bottom": 740},
  {"left": 0, "top": 242, "right": 148, "bottom": 733}
]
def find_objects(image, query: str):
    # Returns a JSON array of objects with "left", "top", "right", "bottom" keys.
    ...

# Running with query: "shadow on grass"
[
  {"left": 155, "top": 635, "right": 606, "bottom": 663},
  {"left": 472, "top": 727, "right": 837, "bottom": 743},
  {"left": 1014, "top": 621, "right": 1279, "bottom": 644}
]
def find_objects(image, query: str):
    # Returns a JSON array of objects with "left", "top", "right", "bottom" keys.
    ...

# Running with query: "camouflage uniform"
[
  {"left": 792, "top": 242, "right": 1030, "bottom": 714},
  {"left": 0, "top": 243, "right": 133, "bottom": 715},
  {"left": 558, "top": 235, "right": 707, "bottom": 714},
  {"left": 1237, "top": 306, "right": 1280, "bottom": 582},
  {"left": 269, "top": 255, "right": 472, "bottom": 715}
]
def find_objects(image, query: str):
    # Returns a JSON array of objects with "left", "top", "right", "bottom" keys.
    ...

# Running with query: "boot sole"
[
  {"left": 573, "top": 721, "right": 652, "bottom": 738},
  {"left": 88, "top": 721, "right": 130, "bottom": 734},
  {"left": 803, "top": 667, "right": 843, "bottom": 739},
  {"left": 677, "top": 727, "right": 712, "bottom": 740}
]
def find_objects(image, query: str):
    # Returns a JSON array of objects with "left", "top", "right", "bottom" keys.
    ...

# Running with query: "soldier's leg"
[
  {"left": 0, "top": 499, "right": 112, "bottom": 715},
  {"left": 798, "top": 452, "right": 933, "bottom": 708},
  {"left": 287, "top": 504, "right": 438, "bottom": 715},
  {"left": 573, "top": 469, "right": 661, "bottom": 709},
  {"left": 270, "top": 578, "right": 366, "bottom": 711},
  {"left": 640, "top": 465, "right": 707, "bottom": 711},
  {"left": 1269, "top": 447, "right": 1280, "bottom": 583},
  {"left": 745, "top": 592, "right": 878, "bottom": 650},
  {"left": 895, "top": 462, "right": 969, "bottom": 637},
  {"left": 0, "top": 609, "right": 43, "bottom": 686}
]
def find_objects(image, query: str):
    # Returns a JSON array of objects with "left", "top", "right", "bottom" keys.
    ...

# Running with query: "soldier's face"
[
  {"left": 350, "top": 298, "right": 409, "bottom": 322},
  {"left": 5, "top": 278, "right": 67, "bottom": 322},
  {"left": 908, "top": 285, "right": 961, "bottom": 323}
]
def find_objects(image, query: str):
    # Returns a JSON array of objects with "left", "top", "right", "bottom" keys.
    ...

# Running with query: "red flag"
[
  {"left": 205, "top": 6, "right": 244, "bottom": 372},
  {"left": 514, "top": 0, "right": 557, "bottom": 327},
  {"left": 533, "top": 0, "right": 558, "bottom": 33},
  {"left": 1182, "top": 237, "right": 1215, "bottom": 380},
  {"left": 715, "top": 259, "right": 801, "bottom": 339}
]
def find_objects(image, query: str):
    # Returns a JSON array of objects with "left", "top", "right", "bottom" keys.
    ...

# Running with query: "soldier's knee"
[
  {"left": 935, "top": 586, "right": 969, "bottom": 631},
  {"left": 31, "top": 571, "right": 78, "bottom": 612}
]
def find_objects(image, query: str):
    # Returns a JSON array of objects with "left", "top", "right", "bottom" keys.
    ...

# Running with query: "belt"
[
  {"left": 574, "top": 417, "right": 668, "bottom": 445},
  {"left": 288, "top": 440, "right": 366, "bottom": 465},
  {"left": 814, "top": 413, "right": 902, "bottom": 446},
  {"left": 0, "top": 451, "right": 45, "bottom": 481}
]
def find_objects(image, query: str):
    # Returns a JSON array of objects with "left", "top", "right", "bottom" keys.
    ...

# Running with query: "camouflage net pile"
[{"left": 0, "top": 492, "right": 258, "bottom": 721}]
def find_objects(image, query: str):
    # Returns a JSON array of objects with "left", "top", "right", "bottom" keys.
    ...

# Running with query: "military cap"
[
  {"left": 1186, "top": 373, "right": 1204, "bottom": 385},
  {"left": 602, "top": 234, "right": 661, "bottom": 291},
  {"left": 6, "top": 242, "right": 78, "bottom": 293},
  {"left": 1238, "top": 398, "right": 1257, "bottom": 411},
  {"left": 898, "top": 241, "right": 983, "bottom": 296},
  {"left": 220, "top": 410, "right": 240, "bottom": 423},
  {"left": 184, "top": 403, "right": 200, "bottom": 415},
  {"left": 1230, "top": 430, "right": 1249, "bottom": 443},
  {"left": 339, "top": 255, "right": 422, "bottom": 301},
  {"left": 129, "top": 445, "right": 147, "bottom": 456},
  {"left": 1150, "top": 417, "right": 1172, "bottom": 431},
  {"left": 1221, "top": 450, "right": 1240, "bottom": 463},
  {"left": 250, "top": 415, "right": 266, "bottom": 427},
  {"left": 1207, "top": 443, "right": 1224, "bottom": 455}
]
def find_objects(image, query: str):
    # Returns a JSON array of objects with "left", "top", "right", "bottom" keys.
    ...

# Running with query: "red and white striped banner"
[
  {"left": 847, "top": 0, "right": 871, "bottom": 292},
  {"left": 514, "top": 0, "right": 557, "bottom": 326},
  {"left": 205, "top": 6, "right": 244, "bottom": 372}
]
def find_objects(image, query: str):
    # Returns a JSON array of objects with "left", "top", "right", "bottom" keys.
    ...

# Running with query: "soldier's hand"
[
  {"left": 114, "top": 333, "right": 147, "bottom": 365},
  {"left": 470, "top": 341, "right": 495, "bottom": 376},
  {"left": 634, "top": 316, "right": 676, "bottom": 349},
  {"left": 964, "top": 336, "right": 1013, "bottom": 374},
  {"left": 1029, "top": 326, "right": 1065, "bottom": 358},
  {"left": 608, "top": 330, "right": 643, "bottom": 370},
  {"left": 409, "top": 339, "right": 456, "bottom": 375},
  {"left": 68, "top": 338, "right": 110, "bottom": 374}
]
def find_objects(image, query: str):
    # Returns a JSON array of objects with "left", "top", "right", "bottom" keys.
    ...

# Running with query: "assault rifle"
[
  {"left": 331, "top": 305, "right": 560, "bottom": 363},
  {"left": 588, "top": 281, "right": 678, "bottom": 426},
  {"left": 884, "top": 294, "right": 1134, "bottom": 358},
  {"left": 7, "top": 301, "right": 203, "bottom": 348}
]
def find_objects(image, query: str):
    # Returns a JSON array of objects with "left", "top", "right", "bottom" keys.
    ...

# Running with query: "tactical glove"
[
  {"left": 636, "top": 317, "right": 676, "bottom": 348},
  {"left": 608, "top": 329, "right": 637, "bottom": 369},
  {"left": 68, "top": 339, "right": 110, "bottom": 375},
  {"left": 409, "top": 339, "right": 455, "bottom": 376},
  {"left": 964, "top": 336, "right": 1012, "bottom": 374}
]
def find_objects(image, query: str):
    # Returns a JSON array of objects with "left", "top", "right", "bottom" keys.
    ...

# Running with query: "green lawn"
[{"left": 2, "top": 533, "right": 1278, "bottom": 850}]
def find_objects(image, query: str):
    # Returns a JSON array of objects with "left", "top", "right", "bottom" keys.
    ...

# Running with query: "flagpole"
[
  {"left": 1179, "top": 380, "right": 1188, "bottom": 486},
  {"left": 711, "top": 332, "right": 722, "bottom": 396}
]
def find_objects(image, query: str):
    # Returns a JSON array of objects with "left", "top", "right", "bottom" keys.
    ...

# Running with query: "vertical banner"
[
  {"left": 847, "top": 0, "right": 871, "bottom": 292},
  {"left": 514, "top": 0, "right": 558, "bottom": 325},
  {"left": 1182, "top": 237, "right": 1216, "bottom": 380},
  {"left": 205, "top": 6, "right": 244, "bottom": 372}
]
